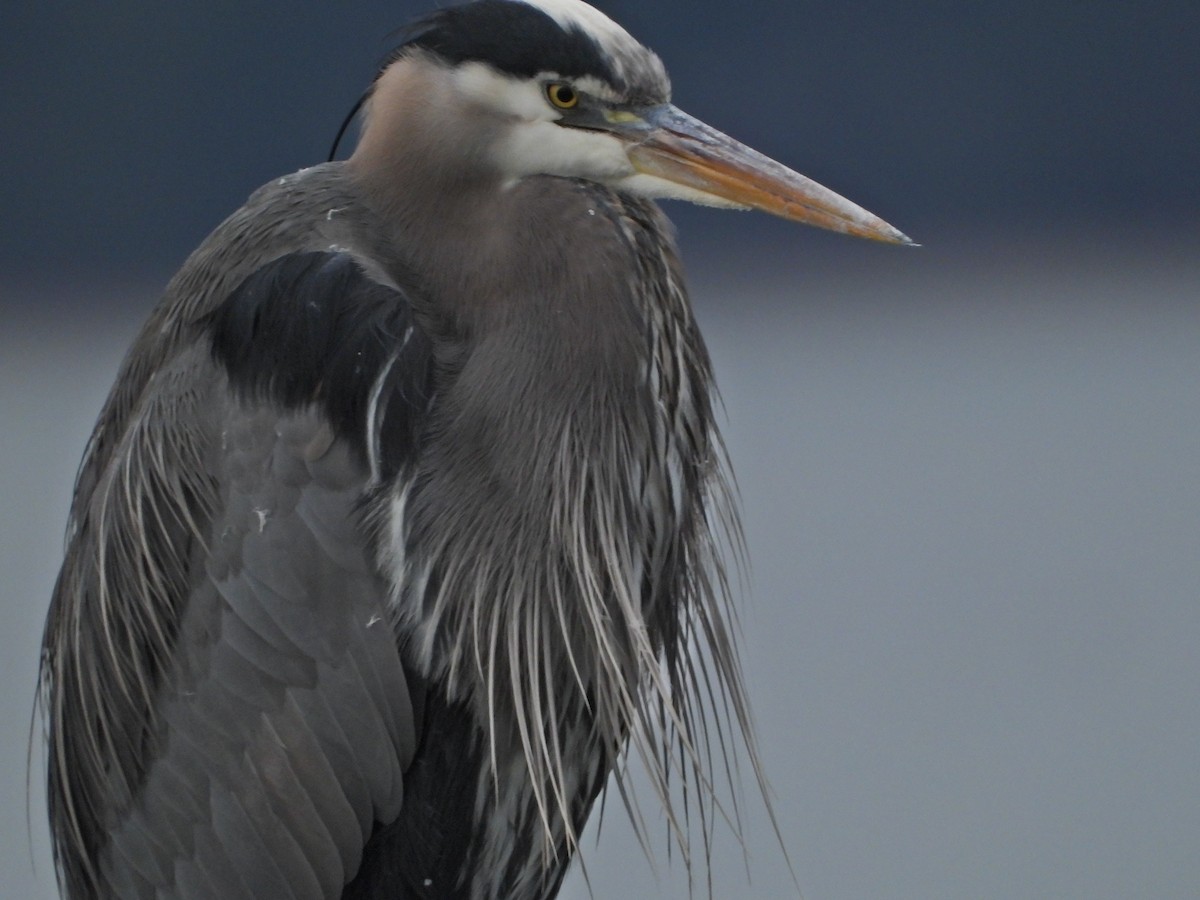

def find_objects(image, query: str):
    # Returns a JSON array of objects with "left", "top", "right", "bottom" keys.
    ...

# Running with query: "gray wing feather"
[
  {"left": 40, "top": 181, "right": 431, "bottom": 899},
  {"left": 95, "top": 369, "right": 414, "bottom": 899}
]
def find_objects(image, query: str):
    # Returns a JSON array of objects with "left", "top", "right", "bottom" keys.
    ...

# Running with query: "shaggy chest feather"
[{"left": 374, "top": 217, "right": 713, "bottom": 895}]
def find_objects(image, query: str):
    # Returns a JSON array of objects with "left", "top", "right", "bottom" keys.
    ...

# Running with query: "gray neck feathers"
[{"left": 368, "top": 167, "right": 753, "bottom": 872}]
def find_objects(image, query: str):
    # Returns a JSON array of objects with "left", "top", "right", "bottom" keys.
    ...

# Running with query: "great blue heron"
[{"left": 38, "top": 1, "right": 911, "bottom": 897}]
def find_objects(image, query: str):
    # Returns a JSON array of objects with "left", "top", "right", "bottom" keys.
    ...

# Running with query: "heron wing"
[{"left": 48, "top": 252, "right": 434, "bottom": 899}]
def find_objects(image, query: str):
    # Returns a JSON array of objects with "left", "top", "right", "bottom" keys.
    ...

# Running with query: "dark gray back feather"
[{"left": 39, "top": 167, "right": 410, "bottom": 898}]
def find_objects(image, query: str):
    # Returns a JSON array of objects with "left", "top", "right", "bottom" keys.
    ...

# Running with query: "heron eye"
[{"left": 546, "top": 83, "right": 578, "bottom": 110}]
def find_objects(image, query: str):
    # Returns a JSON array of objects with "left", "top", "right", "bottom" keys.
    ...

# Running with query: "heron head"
[{"left": 353, "top": 0, "right": 912, "bottom": 244}]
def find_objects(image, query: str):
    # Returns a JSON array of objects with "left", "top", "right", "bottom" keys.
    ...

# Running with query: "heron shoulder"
[{"left": 207, "top": 250, "right": 435, "bottom": 483}]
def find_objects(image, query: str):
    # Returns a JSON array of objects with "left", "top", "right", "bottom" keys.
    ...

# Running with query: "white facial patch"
[
  {"left": 451, "top": 62, "right": 557, "bottom": 122},
  {"left": 496, "top": 118, "right": 634, "bottom": 184},
  {"left": 449, "top": 61, "right": 636, "bottom": 184},
  {"left": 516, "top": 0, "right": 669, "bottom": 97},
  {"left": 571, "top": 74, "right": 622, "bottom": 105},
  {"left": 517, "top": 0, "right": 638, "bottom": 52}
]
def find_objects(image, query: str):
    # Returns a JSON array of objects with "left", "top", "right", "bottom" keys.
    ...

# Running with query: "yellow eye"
[{"left": 546, "top": 83, "right": 579, "bottom": 110}]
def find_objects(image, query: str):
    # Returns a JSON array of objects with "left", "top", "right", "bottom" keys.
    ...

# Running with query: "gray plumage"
[{"left": 38, "top": 1, "right": 911, "bottom": 898}]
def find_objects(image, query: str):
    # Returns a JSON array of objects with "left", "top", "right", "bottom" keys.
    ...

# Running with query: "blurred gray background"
[{"left": 3, "top": 2, "right": 1198, "bottom": 898}]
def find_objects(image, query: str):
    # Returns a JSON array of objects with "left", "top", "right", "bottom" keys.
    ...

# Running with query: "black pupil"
[{"left": 555, "top": 85, "right": 575, "bottom": 105}]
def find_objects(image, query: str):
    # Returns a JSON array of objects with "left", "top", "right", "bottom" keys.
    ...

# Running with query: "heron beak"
[{"left": 620, "top": 104, "right": 914, "bottom": 245}]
